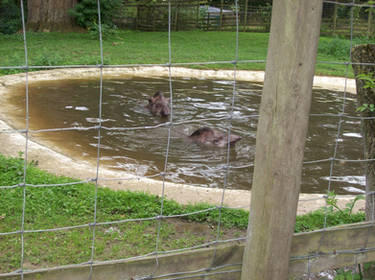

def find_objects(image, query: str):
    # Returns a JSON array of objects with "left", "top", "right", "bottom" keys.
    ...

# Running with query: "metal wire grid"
[
  {"left": 0, "top": 0, "right": 373, "bottom": 279},
  {"left": 323, "top": 0, "right": 357, "bottom": 229},
  {"left": 1, "top": 0, "right": 244, "bottom": 279},
  {"left": 307, "top": 0, "right": 375, "bottom": 278}
]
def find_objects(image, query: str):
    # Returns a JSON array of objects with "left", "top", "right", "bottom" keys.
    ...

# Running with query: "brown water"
[{"left": 6, "top": 77, "right": 365, "bottom": 194}]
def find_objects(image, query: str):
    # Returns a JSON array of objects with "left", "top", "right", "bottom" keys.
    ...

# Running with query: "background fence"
[
  {"left": 114, "top": 0, "right": 374, "bottom": 36},
  {"left": 0, "top": 0, "right": 375, "bottom": 279}
]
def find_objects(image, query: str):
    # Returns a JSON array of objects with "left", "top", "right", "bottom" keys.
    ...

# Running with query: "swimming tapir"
[
  {"left": 146, "top": 91, "right": 170, "bottom": 117},
  {"left": 189, "top": 127, "right": 241, "bottom": 147}
]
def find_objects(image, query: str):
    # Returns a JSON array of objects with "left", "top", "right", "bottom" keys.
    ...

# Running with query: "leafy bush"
[
  {"left": 319, "top": 36, "right": 375, "bottom": 60},
  {"left": 0, "top": 0, "right": 22, "bottom": 34},
  {"left": 318, "top": 37, "right": 351, "bottom": 60},
  {"left": 295, "top": 192, "right": 365, "bottom": 232},
  {"left": 88, "top": 22, "right": 119, "bottom": 40},
  {"left": 69, "top": 0, "right": 123, "bottom": 29}
]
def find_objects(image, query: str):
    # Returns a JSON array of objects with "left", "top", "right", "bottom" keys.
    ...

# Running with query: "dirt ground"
[{"left": 0, "top": 67, "right": 364, "bottom": 215}]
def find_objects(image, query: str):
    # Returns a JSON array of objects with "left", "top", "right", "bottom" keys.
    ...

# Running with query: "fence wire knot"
[{"left": 89, "top": 222, "right": 97, "bottom": 228}]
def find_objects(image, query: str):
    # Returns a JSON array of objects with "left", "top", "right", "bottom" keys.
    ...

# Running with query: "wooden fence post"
[
  {"left": 368, "top": 8, "right": 373, "bottom": 38},
  {"left": 219, "top": 0, "right": 224, "bottom": 30},
  {"left": 333, "top": 3, "right": 338, "bottom": 34},
  {"left": 206, "top": 11, "right": 210, "bottom": 31},
  {"left": 240, "top": 1, "right": 323, "bottom": 279},
  {"left": 243, "top": 0, "right": 249, "bottom": 31},
  {"left": 196, "top": 2, "right": 200, "bottom": 29},
  {"left": 174, "top": 3, "right": 179, "bottom": 31}
]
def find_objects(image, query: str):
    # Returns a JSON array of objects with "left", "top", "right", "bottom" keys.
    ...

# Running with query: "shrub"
[
  {"left": 69, "top": 0, "right": 123, "bottom": 29},
  {"left": 318, "top": 37, "right": 351, "bottom": 60},
  {"left": 0, "top": 0, "right": 22, "bottom": 34},
  {"left": 88, "top": 22, "right": 119, "bottom": 40}
]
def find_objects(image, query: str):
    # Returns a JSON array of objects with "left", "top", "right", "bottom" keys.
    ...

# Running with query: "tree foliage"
[
  {"left": 69, "top": 0, "right": 123, "bottom": 29},
  {"left": 0, "top": 0, "right": 23, "bottom": 34}
]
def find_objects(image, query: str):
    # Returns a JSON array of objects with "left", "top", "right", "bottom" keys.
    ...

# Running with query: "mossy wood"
[
  {"left": 2, "top": 222, "right": 375, "bottom": 279},
  {"left": 352, "top": 44, "right": 375, "bottom": 221},
  {"left": 241, "top": 0, "right": 323, "bottom": 279}
]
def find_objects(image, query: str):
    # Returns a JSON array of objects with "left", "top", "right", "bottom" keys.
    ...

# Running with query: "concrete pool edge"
[
  {"left": 0, "top": 66, "right": 357, "bottom": 93},
  {"left": 0, "top": 67, "right": 363, "bottom": 215}
]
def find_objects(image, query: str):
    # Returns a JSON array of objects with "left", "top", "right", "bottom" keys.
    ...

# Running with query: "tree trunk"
[
  {"left": 351, "top": 44, "right": 375, "bottom": 221},
  {"left": 27, "top": 0, "right": 78, "bottom": 32}
]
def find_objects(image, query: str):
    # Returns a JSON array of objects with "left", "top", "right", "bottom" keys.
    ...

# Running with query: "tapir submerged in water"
[
  {"left": 189, "top": 127, "right": 241, "bottom": 148},
  {"left": 146, "top": 93, "right": 241, "bottom": 147},
  {"left": 146, "top": 91, "right": 170, "bottom": 117}
]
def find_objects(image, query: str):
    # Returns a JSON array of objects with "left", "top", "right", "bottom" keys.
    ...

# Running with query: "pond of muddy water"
[{"left": 6, "top": 77, "right": 365, "bottom": 194}]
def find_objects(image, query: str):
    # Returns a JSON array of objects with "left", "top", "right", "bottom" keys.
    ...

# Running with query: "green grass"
[
  {"left": 1, "top": 30, "right": 374, "bottom": 77},
  {"left": 0, "top": 153, "right": 249, "bottom": 272},
  {"left": 0, "top": 153, "right": 366, "bottom": 273}
]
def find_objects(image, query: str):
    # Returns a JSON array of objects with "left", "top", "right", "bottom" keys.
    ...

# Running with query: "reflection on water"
[{"left": 6, "top": 76, "right": 365, "bottom": 194}]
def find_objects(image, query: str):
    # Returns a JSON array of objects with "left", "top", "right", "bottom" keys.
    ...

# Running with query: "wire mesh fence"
[
  {"left": 0, "top": 0, "right": 374, "bottom": 279},
  {"left": 117, "top": 0, "right": 373, "bottom": 35}
]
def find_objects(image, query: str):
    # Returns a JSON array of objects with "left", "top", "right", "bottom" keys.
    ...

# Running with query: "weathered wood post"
[
  {"left": 241, "top": 1, "right": 323, "bottom": 279},
  {"left": 352, "top": 45, "right": 375, "bottom": 221}
]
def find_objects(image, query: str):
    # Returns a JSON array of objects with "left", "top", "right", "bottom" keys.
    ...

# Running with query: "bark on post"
[
  {"left": 27, "top": 0, "right": 77, "bottom": 32},
  {"left": 241, "top": 1, "right": 323, "bottom": 279},
  {"left": 352, "top": 44, "right": 375, "bottom": 221}
]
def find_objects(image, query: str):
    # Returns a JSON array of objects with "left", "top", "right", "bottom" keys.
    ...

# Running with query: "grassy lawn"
[
  {"left": 0, "top": 153, "right": 365, "bottom": 273},
  {"left": 0, "top": 30, "right": 373, "bottom": 77}
]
